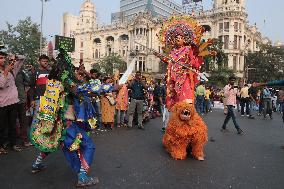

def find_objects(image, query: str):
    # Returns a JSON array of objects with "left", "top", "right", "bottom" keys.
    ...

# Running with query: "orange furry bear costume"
[{"left": 163, "top": 101, "right": 208, "bottom": 160}]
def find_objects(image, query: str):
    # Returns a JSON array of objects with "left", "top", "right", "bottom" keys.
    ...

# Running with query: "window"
[
  {"left": 95, "top": 49, "right": 98, "bottom": 58},
  {"left": 234, "top": 22, "right": 238, "bottom": 32},
  {"left": 234, "top": 35, "right": 238, "bottom": 49},
  {"left": 239, "top": 36, "right": 242, "bottom": 49},
  {"left": 80, "top": 52, "right": 83, "bottom": 60},
  {"left": 218, "top": 36, "right": 223, "bottom": 43},
  {"left": 233, "top": 56, "right": 237, "bottom": 71},
  {"left": 81, "top": 41, "right": 84, "bottom": 48},
  {"left": 219, "top": 23, "right": 223, "bottom": 31},
  {"left": 224, "top": 35, "right": 229, "bottom": 49},
  {"left": 224, "top": 22, "right": 229, "bottom": 32}
]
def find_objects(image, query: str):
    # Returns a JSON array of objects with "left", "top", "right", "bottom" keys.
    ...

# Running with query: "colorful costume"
[
  {"left": 156, "top": 15, "right": 216, "bottom": 109},
  {"left": 155, "top": 15, "right": 215, "bottom": 160},
  {"left": 30, "top": 49, "right": 100, "bottom": 187}
]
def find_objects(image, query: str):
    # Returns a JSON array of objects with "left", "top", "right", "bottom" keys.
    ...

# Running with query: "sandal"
[
  {"left": 0, "top": 147, "right": 8, "bottom": 155},
  {"left": 12, "top": 145, "right": 22, "bottom": 152}
]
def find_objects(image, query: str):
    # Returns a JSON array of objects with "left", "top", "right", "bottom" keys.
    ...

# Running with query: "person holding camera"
[
  {"left": 0, "top": 51, "right": 25, "bottom": 154},
  {"left": 221, "top": 76, "right": 244, "bottom": 135}
]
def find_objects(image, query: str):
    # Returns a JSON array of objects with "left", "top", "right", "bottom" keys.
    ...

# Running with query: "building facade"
[
  {"left": 61, "top": 0, "right": 264, "bottom": 77},
  {"left": 120, "top": 0, "right": 182, "bottom": 20}
]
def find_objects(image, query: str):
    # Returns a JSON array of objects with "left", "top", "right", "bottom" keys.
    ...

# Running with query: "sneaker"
[
  {"left": 241, "top": 115, "right": 245, "bottom": 117},
  {"left": 197, "top": 157, "right": 205, "bottom": 161},
  {"left": 162, "top": 127, "right": 166, "bottom": 132},
  {"left": 237, "top": 128, "right": 244, "bottom": 135},
  {"left": 31, "top": 163, "right": 47, "bottom": 174},
  {"left": 248, "top": 115, "right": 255, "bottom": 119},
  {"left": 77, "top": 173, "right": 99, "bottom": 187},
  {"left": 270, "top": 115, "right": 273, "bottom": 119},
  {"left": 24, "top": 142, "right": 33, "bottom": 147},
  {"left": 0, "top": 147, "right": 8, "bottom": 155},
  {"left": 220, "top": 128, "right": 229, "bottom": 133},
  {"left": 138, "top": 125, "right": 145, "bottom": 130}
]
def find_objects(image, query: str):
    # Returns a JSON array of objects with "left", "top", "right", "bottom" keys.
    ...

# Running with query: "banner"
[{"left": 119, "top": 58, "right": 137, "bottom": 85}]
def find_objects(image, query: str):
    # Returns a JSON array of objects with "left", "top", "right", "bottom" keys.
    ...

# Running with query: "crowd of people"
[
  {"left": 0, "top": 52, "right": 168, "bottom": 154},
  {"left": 1, "top": 51, "right": 283, "bottom": 155}
]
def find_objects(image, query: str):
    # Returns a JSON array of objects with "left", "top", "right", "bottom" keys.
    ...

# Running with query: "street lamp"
[{"left": 40, "top": 0, "right": 50, "bottom": 55}]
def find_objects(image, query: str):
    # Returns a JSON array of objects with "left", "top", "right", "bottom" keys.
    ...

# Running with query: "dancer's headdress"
[{"left": 157, "top": 15, "right": 205, "bottom": 52}]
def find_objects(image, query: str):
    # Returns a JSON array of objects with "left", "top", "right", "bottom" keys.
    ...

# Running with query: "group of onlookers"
[{"left": 0, "top": 52, "right": 171, "bottom": 155}]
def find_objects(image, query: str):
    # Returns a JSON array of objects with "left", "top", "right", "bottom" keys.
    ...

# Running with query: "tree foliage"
[
  {"left": 93, "top": 53, "right": 127, "bottom": 75},
  {"left": 201, "top": 38, "right": 228, "bottom": 72},
  {"left": 246, "top": 44, "right": 284, "bottom": 82},
  {"left": 208, "top": 67, "right": 235, "bottom": 87},
  {"left": 0, "top": 17, "right": 46, "bottom": 65}
]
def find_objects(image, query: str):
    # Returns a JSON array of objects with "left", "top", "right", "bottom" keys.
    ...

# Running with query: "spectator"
[
  {"left": 195, "top": 82, "right": 206, "bottom": 115},
  {"left": 100, "top": 77, "right": 115, "bottom": 130},
  {"left": 205, "top": 87, "right": 212, "bottom": 113},
  {"left": 127, "top": 71, "right": 147, "bottom": 130},
  {"left": 15, "top": 66, "right": 32, "bottom": 147},
  {"left": 262, "top": 86, "right": 273, "bottom": 119},
  {"left": 240, "top": 84, "right": 251, "bottom": 117},
  {"left": 278, "top": 88, "right": 284, "bottom": 122},
  {"left": 153, "top": 79, "right": 166, "bottom": 116},
  {"left": 89, "top": 69, "right": 102, "bottom": 130},
  {"left": 221, "top": 76, "right": 244, "bottom": 135},
  {"left": 116, "top": 79, "right": 128, "bottom": 128},
  {"left": 0, "top": 52, "right": 25, "bottom": 154},
  {"left": 29, "top": 55, "right": 50, "bottom": 118}
]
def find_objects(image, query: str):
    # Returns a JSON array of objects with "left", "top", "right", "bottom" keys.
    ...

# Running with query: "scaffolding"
[{"left": 182, "top": 0, "right": 203, "bottom": 15}]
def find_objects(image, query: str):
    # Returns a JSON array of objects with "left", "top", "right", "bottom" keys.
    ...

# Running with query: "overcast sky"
[{"left": 0, "top": 0, "right": 283, "bottom": 44}]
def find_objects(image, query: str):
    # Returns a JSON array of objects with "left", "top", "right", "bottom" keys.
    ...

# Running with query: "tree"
[
  {"left": 208, "top": 67, "right": 235, "bottom": 87},
  {"left": 246, "top": 44, "right": 284, "bottom": 82},
  {"left": 93, "top": 53, "right": 127, "bottom": 75},
  {"left": 0, "top": 17, "right": 45, "bottom": 65},
  {"left": 201, "top": 38, "right": 228, "bottom": 72}
]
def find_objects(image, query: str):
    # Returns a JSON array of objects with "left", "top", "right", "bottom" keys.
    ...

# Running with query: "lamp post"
[{"left": 39, "top": 0, "right": 50, "bottom": 55}]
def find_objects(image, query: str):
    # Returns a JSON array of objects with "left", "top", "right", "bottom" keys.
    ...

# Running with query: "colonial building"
[{"left": 61, "top": 0, "right": 264, "bottom": 77}]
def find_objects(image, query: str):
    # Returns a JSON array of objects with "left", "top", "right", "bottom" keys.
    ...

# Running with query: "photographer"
[{"left": 0, "top": 51, "right": 25, "bottom": 154}]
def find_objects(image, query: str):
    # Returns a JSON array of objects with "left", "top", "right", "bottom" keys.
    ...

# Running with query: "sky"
[{"left": 0, "top": 0, "right": 283, "bottom": 44}]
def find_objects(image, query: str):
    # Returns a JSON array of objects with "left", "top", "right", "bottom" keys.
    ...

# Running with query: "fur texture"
[{"left": 163, "top": 101, "right": 208, "bottom": 160}]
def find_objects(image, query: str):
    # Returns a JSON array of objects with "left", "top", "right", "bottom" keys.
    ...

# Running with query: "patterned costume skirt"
[{"left": 62, "top": 121, "right": 95, "bottom": 173}]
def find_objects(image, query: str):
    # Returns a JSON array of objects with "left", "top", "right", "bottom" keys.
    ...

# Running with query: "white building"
[{"left": 61, "top": 0, "right": 264, "bottom": 77}]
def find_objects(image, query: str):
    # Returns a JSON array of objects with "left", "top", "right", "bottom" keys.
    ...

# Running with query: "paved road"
[{"left": 1, "top": 110, "right": 284, "bottom": 189}]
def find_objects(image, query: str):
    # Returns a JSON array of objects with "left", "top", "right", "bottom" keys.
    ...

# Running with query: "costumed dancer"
[
  {"left": 154, "top": 15, "right": 216, "bottom": 160},
  {"left": 30, "top": 48, "right": 100, "bottom": 187}
]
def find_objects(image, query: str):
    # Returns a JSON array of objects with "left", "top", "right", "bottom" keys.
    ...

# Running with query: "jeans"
[
  {"left": 128, "top": 99, "right": 143, "bottom": 127},
  {"left": 0, "top": 103, "right": 18, "bottom": 146},
  {"left": 240, "top": 98, "right": 250, "bottom": 115},
  {"left": 196, "top": 95, "right": 205, "bottom": 114},
  {"left": 222, "top": 105, "right": 240, "bottom": 130},
  {"left": 116, "top": 109, "right": 126, "bottom": 125},
  {"left": 263, "top": 98, "right": 272, "bottom": 116}
]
